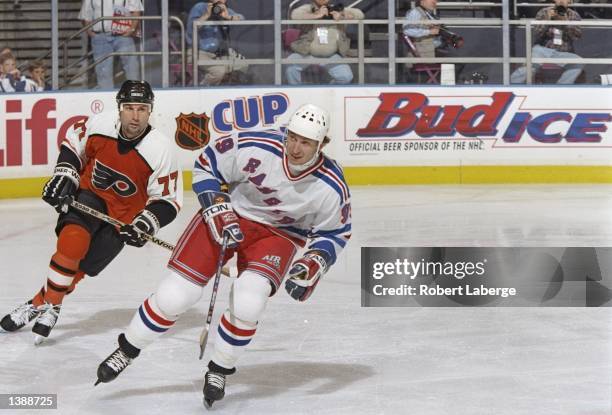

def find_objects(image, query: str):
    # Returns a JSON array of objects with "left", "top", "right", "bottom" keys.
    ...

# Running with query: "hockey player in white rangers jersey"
[
  {"left": 95, "top": 104, "right": 352, "bottom": 408},
  {"left": 0, "top": 81, "right": 182, "bottom": 344}
]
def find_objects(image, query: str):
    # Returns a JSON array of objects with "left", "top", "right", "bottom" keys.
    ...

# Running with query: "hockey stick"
[
  {"left": 67, "top": 198, "right": 176, "bottom": 250},
  {"left": 66, "top": 198, "right": 232, "bottom": 277},
  {"left": 199, "top": 234, "right": 230, "bottom": 360}
]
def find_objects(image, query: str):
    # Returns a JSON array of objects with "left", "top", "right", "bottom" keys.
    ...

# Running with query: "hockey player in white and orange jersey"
[
  {"left": 0, "top": 80, "right": 182, "bottom": 344},
  {"left": 95, "top": 104, "right": 352, "bottom": 408}
]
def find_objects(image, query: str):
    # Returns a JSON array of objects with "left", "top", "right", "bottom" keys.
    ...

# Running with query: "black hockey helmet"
[{"left": 116, "top": 80, "right": 154, "bottom": 109}]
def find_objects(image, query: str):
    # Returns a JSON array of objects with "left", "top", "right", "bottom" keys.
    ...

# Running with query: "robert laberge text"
[{"left": 372, "top": 284, "right": 517, "bottom": 298}]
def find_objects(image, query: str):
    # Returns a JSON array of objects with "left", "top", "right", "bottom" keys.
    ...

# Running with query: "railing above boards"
[
  {"left": 192, "top": 17, "right": 612, "bottom": 86},
  {"left": 61, "top": 15, "right": 186, "bottom": 88}
]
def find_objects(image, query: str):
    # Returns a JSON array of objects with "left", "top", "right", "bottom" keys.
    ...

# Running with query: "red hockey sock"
[
  {"left": 43, "top": 224, "right": 91, "bottom": 305},
  {"left": 31, "top": 287, "right": 46, "bottom": 307}
]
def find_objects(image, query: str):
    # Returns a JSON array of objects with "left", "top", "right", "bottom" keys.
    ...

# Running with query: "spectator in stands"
[
  {"left": 79, "top": 0, "right": 143, "bottom": 89},
  {"left": 26, "top": 60, "right": 51, "bottom": 91},
  {"left": 0, "top": 54, "right": 37, "bottom": 93},
  {"left": 0, "top": 47, "right": 14, "bottom": 77},
  {"left": 402, "top": 0, "right": 464, "bottom": 83},
  {"left": 0, "top": 53, "right": 20, "bottom": 82},
  {"left": 286, "top": 0, "right": 363, "bottom": 85},
  {"left": 403, "top": 0, "right": 442, "bottom": 63},
  {"left": 0, "top": 47, "right": 12, "bottom": 59},
  {"left": 186, "top": 1, "right": 249, "bottom": 86},
  {"left": 511, "top": 0, "right": 583, "bottom": 84}
]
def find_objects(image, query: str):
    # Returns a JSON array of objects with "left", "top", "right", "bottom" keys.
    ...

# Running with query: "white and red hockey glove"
[
  {"left": 198, "top": 191, "right": 244, "bottom": 248},
  {"left": 285, "top": 251, "right": 329, "bottom": 302}
]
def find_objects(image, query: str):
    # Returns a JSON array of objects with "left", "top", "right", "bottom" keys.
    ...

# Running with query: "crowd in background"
[
  {"left": 0, "top": 0, "right": 610, "bottom": 92},
  {"left": 0, "top": 47, "right": 50, "bottom": 93}
]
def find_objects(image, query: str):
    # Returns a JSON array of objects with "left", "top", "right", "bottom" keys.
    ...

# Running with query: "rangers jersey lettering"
[
  {"left": 192, "top": 129, "right": 351, "bottom": 266},
  {"left": 60, "top": 112, "right": 183, "bottom": 223}
]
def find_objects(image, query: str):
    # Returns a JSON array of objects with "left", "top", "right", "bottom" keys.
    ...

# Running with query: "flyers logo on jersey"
[
  {"left": 91, "top": 160, "right": 137, "bottom": 197},
  {"left": 175, "top": 112, "right": 211, "bottom": 150}
]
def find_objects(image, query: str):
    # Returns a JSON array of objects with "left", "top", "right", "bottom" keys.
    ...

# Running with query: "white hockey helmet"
[{"left": 287, "top": 104, "right": 330, "bottom": 143}]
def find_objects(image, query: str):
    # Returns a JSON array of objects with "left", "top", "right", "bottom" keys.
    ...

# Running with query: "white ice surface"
[{"left": 0, "top": 185, "right": 611, "bottom": 415}]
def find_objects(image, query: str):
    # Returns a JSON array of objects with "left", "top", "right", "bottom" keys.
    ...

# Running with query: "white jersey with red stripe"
[
  {"left": 61, "top": 111, "right": 183, "bottom": 223},
  {"left": 192, "top": 129, "right": 351, "bottom": 266}
]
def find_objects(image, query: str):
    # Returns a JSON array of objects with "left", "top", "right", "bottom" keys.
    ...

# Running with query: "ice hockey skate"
[
  {"left": 203, "top": 361, "right": 235, "bottom": 408},
  {"left": 31, "top": 303, "right": 61, "bottom": 345},
  {"left": 95, "top": 334, "right": 141, "bottom": 385},
  {"left": 96, "top": 348, "right": 133, "bottom": 386},
  {"left": 0, "top": 301, "right": 41, "bottom": 333}
]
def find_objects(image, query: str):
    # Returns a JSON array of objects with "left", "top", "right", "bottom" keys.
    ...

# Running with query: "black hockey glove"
[
  {"left": 285, "top": 251, "right": 329, "bottom": 302},
  {"left": 42, "top": 163, "right": 80, "bottom": 213},
  {"left": 119, "top": 211, "right": 159, "bottom": 247}
]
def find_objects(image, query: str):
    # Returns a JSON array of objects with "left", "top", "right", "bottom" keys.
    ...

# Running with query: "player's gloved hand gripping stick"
[
  {"left": 198, "top": 191, "right": 244, "bottom": 248},
  {"left": 62, "top": 197, "right": 231, "bottom": 275},
  {"left": 41, "top": 163, "right": 79, "bottom": 214},
  {"left": 66, "top": 197, "right": 175, "bottom": 250},
  {"left": 118, "top": 211, "right": 158, "bottom": 248},
  {"left": 196, "top": 191, "right": 244, "bottom": 359}
]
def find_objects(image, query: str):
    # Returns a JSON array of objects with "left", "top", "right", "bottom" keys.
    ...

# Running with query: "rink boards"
[{"left": 0, "top": 86, "right": 610, "bottom": 197}]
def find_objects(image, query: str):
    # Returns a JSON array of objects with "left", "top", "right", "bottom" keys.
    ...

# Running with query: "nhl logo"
[{"left": 174, "top": 112, "right": 211, "bottom": 150}]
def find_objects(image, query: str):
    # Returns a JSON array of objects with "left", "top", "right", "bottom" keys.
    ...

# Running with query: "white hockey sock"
[
  {"left": 47, "top": 267, "right": 74, "bottom": 289},
  {"left": 124, "top": 271, "right": 204, "bottom": 350},
  {"left": 211, "top": 309, "right": 257, "bottom": 370},
  {"left": 125, "top": 294, "right": 177, "bottom": 350}
]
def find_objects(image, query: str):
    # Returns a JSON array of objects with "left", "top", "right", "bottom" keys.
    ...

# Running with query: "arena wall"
[{"left": 0, "top": 86, "right": 610, "bottom": 198}]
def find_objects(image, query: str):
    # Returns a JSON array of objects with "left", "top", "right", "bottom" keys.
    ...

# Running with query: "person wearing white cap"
[{"left": 95, "top": 103, "right": 352, "bottom": 408}]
